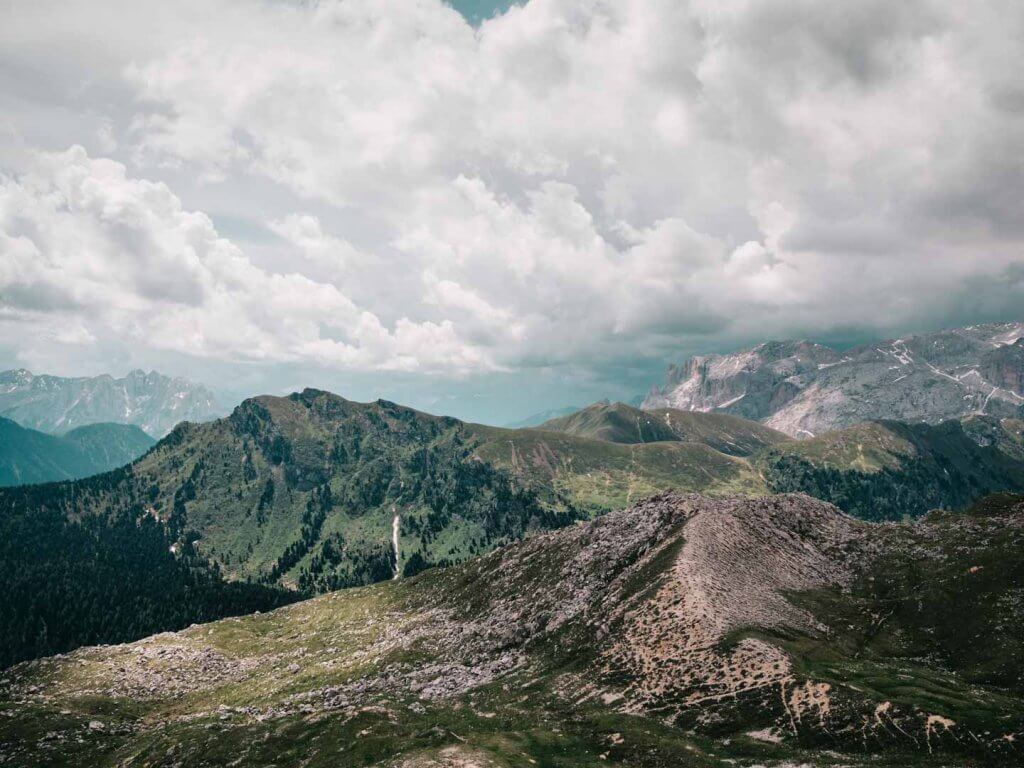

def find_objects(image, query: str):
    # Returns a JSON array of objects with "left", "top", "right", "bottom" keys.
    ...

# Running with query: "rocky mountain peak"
[{"left": 644, "top": 321, "right": 1024, "bottom": 437}]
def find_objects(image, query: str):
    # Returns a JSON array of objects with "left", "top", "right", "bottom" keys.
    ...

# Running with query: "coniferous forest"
[{"left": 0, "top": 468, "right": 296, "bottom": 669}]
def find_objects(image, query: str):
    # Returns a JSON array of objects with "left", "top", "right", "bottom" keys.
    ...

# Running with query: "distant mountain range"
[
  {"left": 502, "top": 404, "right": 580, "bottom": 428},
  {"left": 0, "top": 368, "right": 222, "bottom": 437},
  {"left": 643, "top": 321, "right": 1024, "bottom": 437},
  {"left": 0, "top": 418, "right": 155, "bottom": 487}
]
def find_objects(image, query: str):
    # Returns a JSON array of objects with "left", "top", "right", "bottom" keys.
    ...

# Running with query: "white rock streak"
[{"left": 391, "top": 510, "right": 401, "bottom": 580}]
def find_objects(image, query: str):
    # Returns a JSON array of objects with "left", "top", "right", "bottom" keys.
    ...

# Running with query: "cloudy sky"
[{"left": 1, "top": 0, "right": 1022, "bottom": 423}]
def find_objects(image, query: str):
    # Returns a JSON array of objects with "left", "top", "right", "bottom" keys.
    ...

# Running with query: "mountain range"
[
  {"left": 643, "top": 321, "right": 1024, "bottom": 437},
  {"left": 4, "top": 491, "right": 1022, "bottom": 765},
  {"left": 0, "top": 417, "right": 155, "bottom": 487},
  {"left": 3, "top": 388, "right": 1023, "bottom": 672},
  {"left": 0, "top": 368, "right": 222, "bottom": 437},
  {"left": 3, "top": 321, "right": 1024, "bottom": 765}
]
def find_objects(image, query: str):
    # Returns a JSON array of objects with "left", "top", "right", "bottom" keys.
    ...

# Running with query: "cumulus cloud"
[
  {"left": 1, "top": 0, "right": 1023, "bottom": 413},
  {"left": 0, "top": 146, "right": 493, "bottom": 374}
]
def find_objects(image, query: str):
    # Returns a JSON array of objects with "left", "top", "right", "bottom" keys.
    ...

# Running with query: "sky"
[{"left": 1, "top": 0, "right": 1023, "bottom": 424}]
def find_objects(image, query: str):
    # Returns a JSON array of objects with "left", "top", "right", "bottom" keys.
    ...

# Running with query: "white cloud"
[
  {"left": 268, "top": 213, "right": 363, "bottom": 272},
  {"left": 0, "top": 146, "right": 493, "bottom": 374},
  {"left": 0, "top": 0, "right": 1023, "bottom": 407}
]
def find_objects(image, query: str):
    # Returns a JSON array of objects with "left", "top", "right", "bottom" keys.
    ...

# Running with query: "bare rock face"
[
  {"left": 603, "top": 495, "right": 859, "bottom": 717},
  {"left": 982, "top": 338, "right": 1024, "bottom": 395},
  {"left": 643, "top": 341, "right": 840, "bottom": 426},
  {"left": 643, "top": 322, "right": 1024, "bottom": 437}
]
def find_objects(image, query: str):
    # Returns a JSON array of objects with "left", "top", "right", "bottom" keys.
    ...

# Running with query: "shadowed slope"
[
  {"left": 755, "top": 417, "right": 1024, "bottom": 520},
  {"left": 0, "top": 417, "right": 155, "bottom": 487}
]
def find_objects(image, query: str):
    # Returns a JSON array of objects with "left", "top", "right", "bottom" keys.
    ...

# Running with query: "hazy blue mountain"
[
  {"left": 0, "top": 368, "right": 221, "bottom": 437},
  {"left": 502, "top": 404, "right": 580, "bottom": 428},
  {"left": 0, "top": 417, "right": 155, "bottom": 487}
]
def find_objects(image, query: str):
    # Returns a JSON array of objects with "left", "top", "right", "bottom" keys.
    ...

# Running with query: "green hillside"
[
  {"left": 755, "top": 417, "right": 1024, "bottom": 520},
  {"left": 0, "top": 418, "right": 155, "bottom": 487},
  {"left": 470, "top": 423, "right": 767, "bottom": 513},
  {"left": 537, "top": 401, "right": 680, "bottom": 443},
  {"left": 647, "top": 407, "right": 791, "bottom": 455},
  {"left": 0, "top": 468, "right": 297, "bottom": 668},
  {"left": 961, "top": 415, "right": 1024, "bottom": 460},
  {"left": 130, "top": 391, "right": 576, "bottom": 593},
  {"left": 536, "top": 401, "right": 790, "bottom": 456}
]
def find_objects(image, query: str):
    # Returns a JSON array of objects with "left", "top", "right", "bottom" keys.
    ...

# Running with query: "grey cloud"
[{"left": 0, "top": 0, "right": 1022, "bottom": 424}]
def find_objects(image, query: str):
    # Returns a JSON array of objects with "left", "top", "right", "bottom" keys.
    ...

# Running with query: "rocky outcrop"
[
  {"left": 981, "top": 338, "right": 1024, "bottom": 396},
  {"left": 643, "top": 322, "right": 1024, "bottom": 437},
  {"left": 601, "top": 495, "right": 859, "bottom": 719},
  {"left": 643, "top": 341, "right": 839, "bottom": 426}
]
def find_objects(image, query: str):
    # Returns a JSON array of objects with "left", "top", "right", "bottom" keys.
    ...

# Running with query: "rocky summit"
[
  {"left": 3, "top": 492, "right": 1021, "bottom": 767},
  {"left": 643, "top": 322, "right": 1024, "bottom": 437}
]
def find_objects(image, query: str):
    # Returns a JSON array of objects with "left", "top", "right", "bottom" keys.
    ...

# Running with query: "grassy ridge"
[
  {"left": 470, "top": 424, "right": 768, "bottom": 514},
  {"left": 535, "top": 401, "right": 790, "bottom": 456}
]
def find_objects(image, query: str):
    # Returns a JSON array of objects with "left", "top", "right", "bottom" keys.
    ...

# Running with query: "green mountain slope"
[
  {"left": 129, "top": 391, "right": 576, "bottom": 593},
  {"left": 0, "top": 389, "right": 772, "bottom": 666},
  {"left": 0, "top": 417, "right": 155, "bottom": 487},
  {"left": 0, "top": 468, "right": 297, "bottom": 669},
  {"left": 961, "top": 415, "right": 1024, "bottom": 460},
  {"left": 4, "top": 388, "right": 1022, "bottom": 671},
  {"left": 754, "top": 417, "right": 1024, "bottom": 520},
  {"left": 62, "top": 422, "right": 156, "bottom": 468},
  {"left": 537, "top": 400, "right": 681, "bottom": 443},
  {"left": 536, "top": 401, "right": 790, "bottom": 456},
  {"left": 646, "top": 407, "right": 791, "bottom": 455},
  {"left": 469, "top": 423, "right": 767, "bottom": 513},
  {"left": 4, "top": 493, "right": 1021, "bottom": 766}
]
